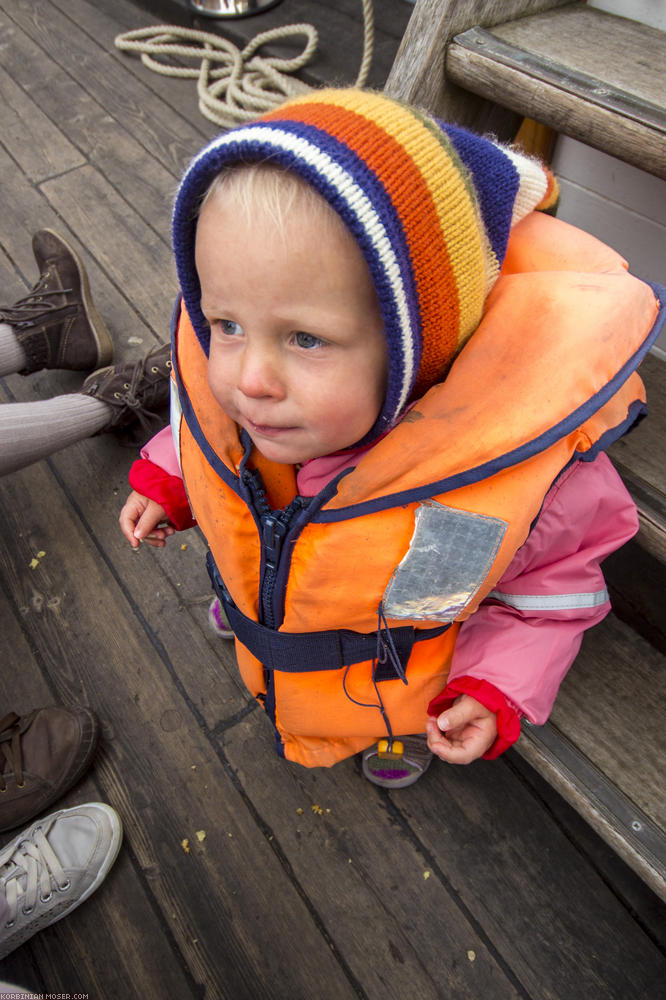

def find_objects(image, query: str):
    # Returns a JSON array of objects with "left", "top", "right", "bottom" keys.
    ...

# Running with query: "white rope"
[{"left": 114, "top": 0, "right": 375, "bottom": 130}]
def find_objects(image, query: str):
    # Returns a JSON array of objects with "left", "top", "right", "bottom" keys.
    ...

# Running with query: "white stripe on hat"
[
  {"left": 499, "top": 145, "right": 550, "bottom": 226},
  {"left": 181, "top": 125, "right": 417, "bottom": 419}
]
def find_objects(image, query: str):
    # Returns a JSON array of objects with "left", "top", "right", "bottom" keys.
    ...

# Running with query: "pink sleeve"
[
  {"left": 128, "top": 427, "right": 194, "bottom": 531},
  {"left": 447, "top": 453, "right": 638, "bottom": 725},
  {"left": 140, "top": 425, "right": 182, "bottom": 478}
]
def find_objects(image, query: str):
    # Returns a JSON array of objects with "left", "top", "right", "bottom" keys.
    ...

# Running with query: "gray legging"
[{"left": 0, "top": 322, "right": 111, "bottom": 476}]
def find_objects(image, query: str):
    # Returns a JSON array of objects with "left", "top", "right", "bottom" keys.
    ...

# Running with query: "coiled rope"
[{"left": 114, "top": 0, "right": 374, "bottom": 129}]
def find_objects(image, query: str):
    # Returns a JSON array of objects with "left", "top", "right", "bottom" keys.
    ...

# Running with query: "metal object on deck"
[{"left": 189, "top": 0, "right": 284, "bottom": 18}]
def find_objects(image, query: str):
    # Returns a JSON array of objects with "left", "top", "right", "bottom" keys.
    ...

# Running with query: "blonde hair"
[{"left": 199, "top": 161, "right": 350, "bottom": 242}]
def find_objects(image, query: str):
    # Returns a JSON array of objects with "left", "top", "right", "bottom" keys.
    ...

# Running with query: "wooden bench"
[{"left": 386, "top": 0, "right": 666, "bottom": 900}]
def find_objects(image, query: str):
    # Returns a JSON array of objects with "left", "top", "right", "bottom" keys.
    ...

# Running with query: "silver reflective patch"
[{"left": 383, "top": 502, "right": 507, "bottom": 622}]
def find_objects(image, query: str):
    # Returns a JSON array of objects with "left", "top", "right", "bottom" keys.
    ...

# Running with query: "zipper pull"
[{"left": 263, "top": 514, "right": 287, "bottom": 570}]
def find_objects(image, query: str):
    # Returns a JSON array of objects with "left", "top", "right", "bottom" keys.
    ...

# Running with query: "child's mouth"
[{"left": 247, "top": 419, "right": 295, "bottom": 438}]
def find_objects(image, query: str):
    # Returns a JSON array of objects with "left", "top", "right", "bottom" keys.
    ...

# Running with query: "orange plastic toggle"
[{"left": 377, "top": 738, "right": 404, "bottom": 759}]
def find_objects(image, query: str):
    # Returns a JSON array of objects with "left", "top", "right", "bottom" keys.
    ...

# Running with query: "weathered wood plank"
[
  {"left": 609, "top": 353, "right": 666, "bottom": 498},
  {"left": 505, "top": 751, "right": 666, "bottom": 953},
  {"left": 604, "top": 355, "right": 666, "bottom": 646},
  {"left": 605, "top": 538, "right": 665, "bottom": 653},
  {"left": 0, "top": 126, "right": 244, "bottom": 733},
  {"left": 0, "top": 462, "right": 361, "bottom": 999},
  {"left": 550, "top": 614, "right": 665, "bottom": 829},
  {"left": 39, "top": 164, "right": 176, "bottom": 338},
  {"left": 1, "top": 1, "right": 663, "bottom": 993},
  {"left": 41, "top": 432, "right": 252, "bottom": 733},
  {"left": 50, "top": 0, "right": 217, "bottom": 139},
  {"left": 0, "top": 136, "right": 159, "bottom": 367},
  {"left": 0, "top": 0, "right": 205, "bottom": 220},
  {"left": 1, "top": 778, "right": 199, "bottom": 999},
  {"left": 222, "top": 715, "right": 523, "bottom": 1000},
  {"left": 0, "top": 62, "right": 84, "bottom": 183},
  {"left": 446, "top": 29, "right": 666, "bottom": 177},
  {"left": 0, "top": 469, "right": 205, "bottom": 998},
  {"left": 515, "top": 722, "right": 665, "bottom": 900},
  {"left": 385, "top": 0, "right": 569, "bottom": 128},
  {"left": 401, "top": 759, "right": 665, "bottom": 1000},
  {"left": 487, "top": 5, "right": 666, "bottom": 111}
]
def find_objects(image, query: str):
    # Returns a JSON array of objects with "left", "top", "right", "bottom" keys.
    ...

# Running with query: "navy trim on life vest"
[
  {"left": 171, "top": 298, "right": 243, "bottom": 495},
  {"left": 312, "top": 285, "right": 666, "bottom": 524},
  {"left": 206, "top": 552, "right": 449, "bottom": 676},
  {"left": 171, "top": 283, "right": 664, "bottom": 525},
  {"left": 575, "top": 398, "right": 647, "bottom": 463}
]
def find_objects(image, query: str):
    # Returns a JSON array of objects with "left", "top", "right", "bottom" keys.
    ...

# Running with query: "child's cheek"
[{"left": 207, "top": 355, "right": 229, "bottom": 409}]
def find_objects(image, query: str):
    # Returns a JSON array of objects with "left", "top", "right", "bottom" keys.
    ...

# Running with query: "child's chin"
[{"left": 250, "top": 436, "right": 307, "bottom": 466}]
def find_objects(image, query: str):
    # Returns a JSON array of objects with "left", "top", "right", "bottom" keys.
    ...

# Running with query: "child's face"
[{"left": 196, "top": 186, "right": 387, "bottom": 466}]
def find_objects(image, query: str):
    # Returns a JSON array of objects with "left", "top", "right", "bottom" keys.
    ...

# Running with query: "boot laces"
[
  {"left": 0, "top": 713, "right": 25, "bottom": 791},
  {"left": 0, "top": 273, "right": 74, "bottom": 329},
  {"left": 0, "top": 821, "right": 69, "bottom": 925},
  {"left": 112, "top": 355, "right": 168, "bottom": 435}
]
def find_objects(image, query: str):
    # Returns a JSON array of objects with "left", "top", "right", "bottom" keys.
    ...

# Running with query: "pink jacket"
[{"left": 130, "top": 428, "right": 637, "bottom": 755}]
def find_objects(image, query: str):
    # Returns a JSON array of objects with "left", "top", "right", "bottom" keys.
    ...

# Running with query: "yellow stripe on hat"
[{"left": 285, "top": 89, "right": 488, "bottom": 372}]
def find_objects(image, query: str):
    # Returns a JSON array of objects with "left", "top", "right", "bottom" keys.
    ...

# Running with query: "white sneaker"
[{"left": 0, "top": 802, "right": 122, "bottom": 958}]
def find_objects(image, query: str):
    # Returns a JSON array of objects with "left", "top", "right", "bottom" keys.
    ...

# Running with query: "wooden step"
[
  {"left": 514, "top": 612, "right": 666, "bottom": 900},
  {"left": 516, "top": 349, "right": 666, "bottom": 898},
  {"left": 446, "top": 3, "right": 666, "bottom": 177},
  {"left": 605, "top": 352, "right": 666, "bottom": 650},
  {"left": 609, "top": 353, "right": 665, "bottom": 504},
  {"left": 386, "top": 0, "right": 666, "bottom": 902}
]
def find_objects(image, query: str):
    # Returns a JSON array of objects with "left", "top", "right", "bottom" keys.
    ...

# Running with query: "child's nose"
[{"left": 236, "top": 344, "right": 285, "bottom": 400}]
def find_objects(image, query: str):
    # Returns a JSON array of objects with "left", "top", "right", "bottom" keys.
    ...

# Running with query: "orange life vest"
[{"left": 171, "top": 214, "right": 662, "bottom": 768}]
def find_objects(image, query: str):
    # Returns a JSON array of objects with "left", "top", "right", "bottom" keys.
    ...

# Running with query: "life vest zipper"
[
  {"left": 260, "top": 497, "right": 309, "bottom": 628},
  {"left": 241, "top": 468, "right": 309, "bottom": 629}
]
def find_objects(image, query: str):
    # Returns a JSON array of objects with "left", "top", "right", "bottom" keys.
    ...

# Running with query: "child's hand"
[
  {"left": 425, "top": 694, "right": 497, "bottom": 764},
  {"left": 119, "top": 491, "right": 175, "bottom": 549}
]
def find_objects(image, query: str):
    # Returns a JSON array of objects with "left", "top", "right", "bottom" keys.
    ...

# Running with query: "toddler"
[{"left": 120, "top": 89, "right": 662, "bottom": 787}]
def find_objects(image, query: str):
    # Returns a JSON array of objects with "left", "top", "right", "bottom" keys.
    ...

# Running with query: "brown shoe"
[
  {"left": 0, "top": 230, "right": 114, "bottom": 375},
  {"left": 80, "top": 342, "right": 172, "bottom": 435},
  {"left": 0, "top": 707, "right": 99, "bottom": 833}
]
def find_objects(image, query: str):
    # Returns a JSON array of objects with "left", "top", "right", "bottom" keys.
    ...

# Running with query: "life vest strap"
[{"left": 206, "top": 551, "right": 449, "bottom": 677}]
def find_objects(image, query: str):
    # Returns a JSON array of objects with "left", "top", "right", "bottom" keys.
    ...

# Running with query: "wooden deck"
[{"left": 0, "top": 0, "right": 664, "bottom": 996}]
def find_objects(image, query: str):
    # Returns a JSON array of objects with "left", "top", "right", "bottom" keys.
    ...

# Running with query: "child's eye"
[
  {"left": 293, "top": 331, "right": 324, "bottom": 349},
  {"left": 220, "top": 319, "right": 243, "bottom": 337}
]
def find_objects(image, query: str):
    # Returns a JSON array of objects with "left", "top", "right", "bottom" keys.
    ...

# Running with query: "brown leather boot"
[
  {"left": 79, "top": 342, "right": 172, "bottom": 435},
  {"left": 0, "top": 706, "right": 99, "bottom": 832},
  {"left": 0, "top": 230, "right": 114, "bottom": 375}
]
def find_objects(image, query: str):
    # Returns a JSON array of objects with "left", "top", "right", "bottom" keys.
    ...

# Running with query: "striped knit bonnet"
[{"left": 172, "top": 88, "right": 558, "bottom": 444}]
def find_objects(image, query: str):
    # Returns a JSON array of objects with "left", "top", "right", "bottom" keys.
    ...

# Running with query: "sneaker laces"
[
  {"left": 0, "top": 821, "right": 68, "bottom": 925},
  {"left": 0, "top": 276, "right": 73, "bottom": 330},
  {"left": 0, "top": 712, "right": 25, "bottom": 791}
]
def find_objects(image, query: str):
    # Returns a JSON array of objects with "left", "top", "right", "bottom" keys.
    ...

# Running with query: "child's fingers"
[
  {"left": 425, "top": 718, "right": 488, "bottom": 764},
  {"left": 425, "top": 698, "right": 497, "bottom": 763},
  {"left": 133, "top": 498, "right": 174, "bottom": 547},
  {"left": 140, "top": 535, "right": 167, "bottom": 549},
  {"left": 119, "top": 498, "right": 145, "bottom": 548},
  {"left": 119, "top": 517, "right": 140, "bottom": 548},
  {"left": 431, "top": 699, "right": 478, "bottom": 735},
  {"left": 142, "top": 522, "right": 176, "bottom": 548}
]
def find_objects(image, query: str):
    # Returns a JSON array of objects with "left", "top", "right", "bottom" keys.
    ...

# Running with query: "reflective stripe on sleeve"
[{"left": 486, "top": 588, "right": 609, "bottom": 611}]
